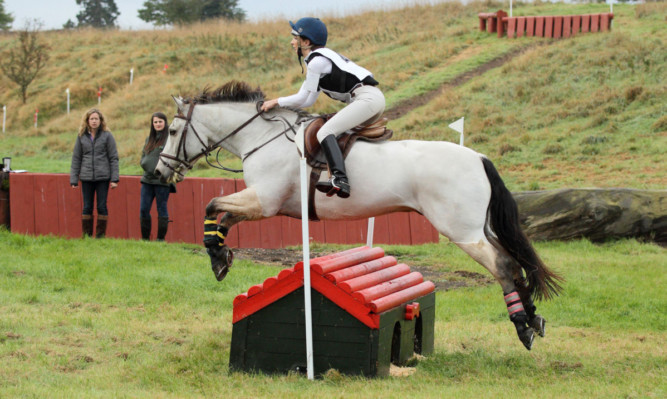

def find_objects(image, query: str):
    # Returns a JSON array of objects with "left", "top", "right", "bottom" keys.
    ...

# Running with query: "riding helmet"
[{"left": 289, "top": 17, "right": 327, "bottom": 46}]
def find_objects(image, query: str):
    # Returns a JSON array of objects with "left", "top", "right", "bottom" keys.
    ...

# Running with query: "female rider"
[{"left": 261, "top": 17, "right": 385, "bottom": 198}]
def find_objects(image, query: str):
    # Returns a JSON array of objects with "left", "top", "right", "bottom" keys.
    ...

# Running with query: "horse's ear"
[{"left": 172, "top": 95, "right": 184, "bottom": 110}]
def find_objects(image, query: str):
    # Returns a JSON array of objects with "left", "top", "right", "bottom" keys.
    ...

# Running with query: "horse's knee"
[{"left": 205, "top": 198, "right": 220, "bottom": 217}]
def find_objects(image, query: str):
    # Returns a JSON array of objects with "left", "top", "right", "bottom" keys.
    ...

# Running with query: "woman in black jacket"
[
  {"left": 70, "top": 108, "right": 119, "bottom": 238},
  {"left": 139, "top": 112, "right": 172, "bottom": 241}
]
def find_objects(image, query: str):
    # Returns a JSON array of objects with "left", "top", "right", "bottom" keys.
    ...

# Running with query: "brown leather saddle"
[
  {"left": 303, "top": 114, "right": 393, "bottom": 169},
  {"left": 302, "top": 114, "right": 393, "bottom": 220}
]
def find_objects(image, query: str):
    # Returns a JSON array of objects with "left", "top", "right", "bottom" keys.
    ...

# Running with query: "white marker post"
[
  {"left": 34, "top": 109, "right": 38, "bottom": 128},
  {"left": 366, "top": 218, "right": 375, "bottom": 248},
  {"left": 66, "top": 88, "right": 70, "bottom": 114},
  {"left": 449, "top": 117, "right": 465, "bottom": 146},
  {"left": 98, "top": 87, "right": 102, "bottom": 105},
  {"left": 130, "top": 68, "right": 134, "bottom": 85},
  {"left": 294, "top": 123, "right": 314, "bottom": 380},
  {"left": 2, "top": 105, "right": 6, "bottom": 133}
]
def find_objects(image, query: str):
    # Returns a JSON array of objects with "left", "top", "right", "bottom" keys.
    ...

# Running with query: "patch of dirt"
[{"left": 231, "top": 247, "right": 494, "bottom": 292}]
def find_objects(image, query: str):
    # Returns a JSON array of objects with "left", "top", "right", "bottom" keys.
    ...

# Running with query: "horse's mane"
[{"left": 183, "top": 81, "right": 265, "bottom": 104}]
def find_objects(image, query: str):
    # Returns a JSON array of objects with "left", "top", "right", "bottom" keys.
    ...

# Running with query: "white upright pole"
[
  {"left": 296, "top": 124, "right": 314, "bottom": 380},
  {"left": 510, "top": 0, "right": 513, "bottom": 17},
  {"left": 2, "top": 105, "right": 6, "bottom": 133},
  {"left": 66, "top": 88, "right": 70, "bottom": 114},
  {"left": 130, "top": 68, "right": 134, "bottom": 85},
  {"left": 366, "top": 217, "right": 375, "bottom": 248}
]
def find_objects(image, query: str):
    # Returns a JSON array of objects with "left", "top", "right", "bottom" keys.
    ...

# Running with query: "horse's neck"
[{"left": 204, "top": 104, "right": 298, "bottom": 159}]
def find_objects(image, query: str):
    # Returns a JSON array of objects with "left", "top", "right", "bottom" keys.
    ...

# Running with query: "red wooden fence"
[
  {"left": 478, "top": 10, "right": 613, "bottom": 39},
  {"left": 8, "top": 173, "right": 439, "bottom": 248}
]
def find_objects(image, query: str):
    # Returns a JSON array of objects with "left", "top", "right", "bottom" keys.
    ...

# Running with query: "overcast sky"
[{"left": 4, "top": 0, "right": 443, "bottom": 30}]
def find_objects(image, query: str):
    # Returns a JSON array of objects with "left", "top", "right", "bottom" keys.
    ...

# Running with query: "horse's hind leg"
[{"left": 455, "top": 239, "right": 537, "bottom": 350}]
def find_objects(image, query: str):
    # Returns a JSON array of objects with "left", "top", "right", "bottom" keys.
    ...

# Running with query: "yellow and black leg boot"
[{"left": 204, "top": 216, "right": 233, "bottom": 281}]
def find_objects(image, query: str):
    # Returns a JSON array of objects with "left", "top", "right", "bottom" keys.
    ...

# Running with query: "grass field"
[{"left": 0, "top": 229, "right": 664, "bottom": 398}]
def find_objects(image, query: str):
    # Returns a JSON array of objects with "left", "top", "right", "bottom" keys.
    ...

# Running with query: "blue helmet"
[{"left": 289, "top": 17, "right": 327, "bottom": 46}]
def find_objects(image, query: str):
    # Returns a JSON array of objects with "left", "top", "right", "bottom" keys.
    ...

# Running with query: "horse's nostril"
[{"left": 154, "top": 169, "right": 161, "bottom": 177}]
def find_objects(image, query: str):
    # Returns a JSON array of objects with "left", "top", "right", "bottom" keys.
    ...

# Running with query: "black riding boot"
[
  {"left": 315, "top": 135, "right": 351, "bottom": 198},
  {"left": 81, "top": 215, "right": 93, "bottom": 237},
  {"left": 140, "top": 217, "right": 151, "bottom": 240},
  {"left": 95, "top": 215, "right": 108, "bottom": 238},
  {"left": 157, "top": 217, "right": 169, "bottom": 241}
]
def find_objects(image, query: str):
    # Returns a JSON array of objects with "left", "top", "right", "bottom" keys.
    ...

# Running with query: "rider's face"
[{"left": 153, "top": 117, "right": 165, "bottom": 131}]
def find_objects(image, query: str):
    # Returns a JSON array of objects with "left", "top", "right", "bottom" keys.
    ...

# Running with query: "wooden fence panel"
[
  {"left": 572, "top": 15, "right": 581, "bottom": 36},
  {"left": 7, "top": 173, "right": 438, "bottom": 248},
  {"left": 33, "top": 174, "right": 59, "bottom": 236},
  {"left": 545, "top": 16, "right": 554, "bottom": 38},
  {"left": 10, "top": 174, "right": 35, "bottom": 234},
  {"left": 57, "top": 175, "right": 81, "bottom": 237},
  {"left": 563, "top": 16, "right": 572, "bottom": 38},
  {"left": 526, "top": 17, "right": 535, "bottom": 37},
  {"left": 535, "top": 17, "right": 545, "bottom": 37},
  {"left": 517, "top": 17, "right": 526, "bottom": 38},
  {"left": 591, "top": 14, "right": 600, "bottom": 32}
]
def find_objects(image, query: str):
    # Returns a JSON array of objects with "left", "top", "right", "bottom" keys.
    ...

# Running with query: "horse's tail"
[{"left": 481, "top": 157, "right": 563, "bottom": 301}]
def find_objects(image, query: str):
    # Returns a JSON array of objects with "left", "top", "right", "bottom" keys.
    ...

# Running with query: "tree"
[
  {"left": 75, "top": 0, "right": 120, "bottom": 28},
  {"left": 0, "top": 21, "right": 49, "bottom": 104},
  {"left": 138, "top": 0, "right": 245, "bottom": 26},
  {"left": 201, "top": 0, "right": 245, "bottom": 21},
  {"left": 0, "top": 0, "right": 14, "bottom": 31}
]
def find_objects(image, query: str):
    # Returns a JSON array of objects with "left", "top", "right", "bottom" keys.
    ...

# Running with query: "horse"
[{"left": 155, "top": 81, "right": 562, "bottom": 350}]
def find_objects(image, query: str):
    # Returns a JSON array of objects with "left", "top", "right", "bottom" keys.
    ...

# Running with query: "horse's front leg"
[{"left": 202, "top": 187, "right": 264, "bottom": 281}]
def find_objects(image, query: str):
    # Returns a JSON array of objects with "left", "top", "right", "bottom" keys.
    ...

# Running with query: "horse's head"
[{"left": 155, "top": 96, "right": 210, "bottom": 184}]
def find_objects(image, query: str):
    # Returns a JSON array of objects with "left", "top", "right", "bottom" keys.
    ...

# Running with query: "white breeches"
[{"left": 316, "top": 85, "right": 386, "bottom": 142}]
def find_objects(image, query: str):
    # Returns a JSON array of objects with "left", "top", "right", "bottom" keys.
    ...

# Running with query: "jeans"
[
  {"left": 81, "top": 180, "right": 110, "bottom": 216},
  {"left": 140, "top": 183, "right": 170, "bottom": 219}
]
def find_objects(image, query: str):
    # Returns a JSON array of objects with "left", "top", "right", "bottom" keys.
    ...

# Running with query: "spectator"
[
  {"left": 140, "top": 112, "right": 173, "bottom": 241},
  {"left": 70, "top": 108, "right": 119, "bottom": 238}
]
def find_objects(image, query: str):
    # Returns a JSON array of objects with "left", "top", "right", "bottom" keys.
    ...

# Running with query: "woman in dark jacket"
[
  {"left": 139, "top": 112, "right": 172, "bottom": 241},
  {"left": 70, "top": 108, "right": 119, "bottom": 238}
]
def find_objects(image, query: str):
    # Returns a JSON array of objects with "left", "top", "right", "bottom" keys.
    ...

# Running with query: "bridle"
[
  {"left": 158, "top": 101, "right": 264, "bottom": 177},
  {"left": 159, "top": 101, "right": 308, "bottom": 178}
]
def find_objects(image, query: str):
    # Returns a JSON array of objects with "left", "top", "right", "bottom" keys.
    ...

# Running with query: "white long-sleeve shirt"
[{"left": 277, "top": 55, "right": 332, "bottom": 108}]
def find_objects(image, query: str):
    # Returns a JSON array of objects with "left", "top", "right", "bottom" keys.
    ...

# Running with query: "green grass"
[{"left": 1, "top": 229, "right": 665, "bottom": 398}]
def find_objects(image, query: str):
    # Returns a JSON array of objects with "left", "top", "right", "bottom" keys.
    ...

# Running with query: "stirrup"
[{"left": 316, "top": 176, "right": 350, "bottom": 198}]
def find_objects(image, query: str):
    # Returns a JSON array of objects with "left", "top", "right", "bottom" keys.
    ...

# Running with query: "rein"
[
  {"left": 160, "top": 101, "right": 312, "bottom": 177},
  {"left": 159, "top": 101, "right": 265, "bottom": 175}
]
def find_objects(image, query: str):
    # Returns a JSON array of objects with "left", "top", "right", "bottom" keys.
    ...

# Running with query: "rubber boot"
[
  {"left": 95, "top": 215, "right": 108, "bottom": 238},
  {"left": 81, "top": 215, "right": 93, "bottom": 238},
  {"left": 157, "top": 217, "right": 169, "bottom": 241},
  {"left": 140, "top": 217, "right": 152, "bottom": 240},
  {"left": 315, "top": 135, "right": 351, "bottom": 198}
]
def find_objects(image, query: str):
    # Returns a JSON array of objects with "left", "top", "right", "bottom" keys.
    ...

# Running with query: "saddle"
[
  {"left": 302, "top": 114, "right": 393, "bottom": 221},
  {"left": 304, "top": 114, "right": 393, "bottom": 169}
]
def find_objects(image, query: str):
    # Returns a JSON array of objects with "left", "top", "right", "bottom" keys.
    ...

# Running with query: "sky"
[{"left": 4, "top": 0, "right": 443, "bottom": 30}]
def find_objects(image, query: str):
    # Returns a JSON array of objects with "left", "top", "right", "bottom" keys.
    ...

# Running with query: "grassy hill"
[{"left": 0, "top": 1, "right": 665, "bottom": 191}]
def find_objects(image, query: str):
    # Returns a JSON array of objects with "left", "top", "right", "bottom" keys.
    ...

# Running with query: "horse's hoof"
[
  {"left": 529, "top": 314, "right": 546, "bottom": 337},
  {"left": 519, "top": 328, "right": 534, "bottom": 351},
  {"left": 207, "top": 245, "right": 234, "bottom": 282}
]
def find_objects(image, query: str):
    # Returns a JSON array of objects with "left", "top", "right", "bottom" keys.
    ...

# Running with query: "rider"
[{"left": 261, "top": 17, "right": 385, "bottom": 198}]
